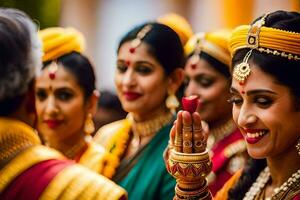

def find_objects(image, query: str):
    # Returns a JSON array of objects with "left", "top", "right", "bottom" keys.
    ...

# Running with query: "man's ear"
[
  {"left": 167, "top": 68, "right": 185, "bottom": 94},
  {"left": 23, "top": 79, "right": 38, "bottom": 127},
  {"left": 26, "top": 80, "right": 36, "bottom": 114}
]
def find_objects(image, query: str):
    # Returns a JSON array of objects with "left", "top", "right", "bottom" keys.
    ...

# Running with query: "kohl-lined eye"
[
  {"left": 135, "top": 65, "right": 152, "bottom": 75},
  {"left": 55, "top": 90, "right": 74, "bottom": 101},
  {"left": 116, "top": 64, "right": 127, "bottom": 73},
  {"left": 36, "top": 89, "right": 48, "bottom": 101},
  {"left": 254, "top": 96, "right": 273, "bottom": 108},
  {"left": 195, "top": 76, "right": 214, "bottom": 88},
  {"left": 228, "top": 95, "right": 243, "bottom": 106}
]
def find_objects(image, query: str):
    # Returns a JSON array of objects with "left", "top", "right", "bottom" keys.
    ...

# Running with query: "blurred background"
[{"left": 1, "top": 0, "right": 299, "bottom": 91}]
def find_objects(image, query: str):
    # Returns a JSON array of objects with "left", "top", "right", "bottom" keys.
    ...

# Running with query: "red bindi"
[
  {"left": 126, "top": 60, "right": 130, "bottom": 66},
  {"left": 49, "top": 73, "right": 56, "bottom": 80},
  {"left": 129, "top": 47, "right": 135, "bottom": 54}
]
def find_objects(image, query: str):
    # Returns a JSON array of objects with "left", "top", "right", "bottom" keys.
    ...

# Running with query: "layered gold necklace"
[
  {"left": 244, "top": 167, "right": 300, "bottom": 200},
  {"left": 127, "top": 111, "right": 173, "bottom": 148}
]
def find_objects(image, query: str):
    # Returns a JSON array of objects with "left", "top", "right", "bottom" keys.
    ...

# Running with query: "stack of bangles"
[{"left": 166, "top": 124, "right": 212, "bottom": 200}]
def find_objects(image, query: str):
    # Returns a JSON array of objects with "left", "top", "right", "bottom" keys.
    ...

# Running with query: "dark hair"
[
  {"left": 43, "top": 51, "right": 96, "bottom": 100},
  {"left": 229, "top": 10, "right": 300, "bottom": 199},
  {"left": 0, "top": 8, "right": 41, "bottom": 115},
  {"left": 117, "top": 22, "right": 185, "bottom": 76},
  {"left": 228, "top": 158, "right": 267, "bottom": 200}
]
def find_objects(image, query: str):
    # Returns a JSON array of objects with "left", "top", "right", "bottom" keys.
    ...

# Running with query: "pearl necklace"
[{"left": 243, "top": 167, "right": 300, "bottom": 200}]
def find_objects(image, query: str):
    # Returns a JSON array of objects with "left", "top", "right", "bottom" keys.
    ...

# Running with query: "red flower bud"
[{"left": 182, "top": 95, "right": 200, "bottom": 113}]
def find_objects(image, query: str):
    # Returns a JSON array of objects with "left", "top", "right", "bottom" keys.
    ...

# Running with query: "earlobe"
[
  {"left": 168, "top": 68, "right": 185, "bottom": 93},
  {"left": 86, "top": 90, "right": 99, "bottom": 116}
]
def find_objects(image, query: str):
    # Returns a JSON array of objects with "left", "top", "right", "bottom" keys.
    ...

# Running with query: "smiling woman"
[
  {"left": 165, "top": 10, "right": 300, "bottom": 200},
  {"left": 93, "top": 21, "right": 189, "bottom": 200}
]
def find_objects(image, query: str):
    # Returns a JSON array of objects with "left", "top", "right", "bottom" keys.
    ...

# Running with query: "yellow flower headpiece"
[
  {"left": 229, "top": 16, "right": 300, "bottom": 61},
  {"left": 184, "top": 30, "right": 231, "bottom": 66},
  {"left": 157, "top": 13, "right": 193, "bottom": 46},
  {"left": 39, "top": 27, "right": 85, "bottom": 62}
]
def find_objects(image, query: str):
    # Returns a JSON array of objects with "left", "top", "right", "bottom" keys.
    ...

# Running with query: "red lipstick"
[
  {"left": 123, "top": 92, "right": 141, "bottom": 101},
  {"left": 44, "top": 119, "right": 62, "bottom": 128}
]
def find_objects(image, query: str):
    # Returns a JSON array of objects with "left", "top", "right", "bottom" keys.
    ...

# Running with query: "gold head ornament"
[
  {"left": 230, "top": 13, "right": 300, "bottom": 84},
  {"left": 129, "top": 24, "right": 153, "bottom": 54},
  {"left": 184, "top": 31, "right": 231, "bottom": 67}
]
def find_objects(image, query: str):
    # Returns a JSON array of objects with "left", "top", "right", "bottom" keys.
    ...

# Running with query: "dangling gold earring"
[
  {"left": 166, "top": 92, "right": 179, "bottom": 115},
  {"left": 296, "top": 138, "right": 300, "bottom": 156},
  {"left": 84, "top": 113, "right": 95, "bottom": 135}
]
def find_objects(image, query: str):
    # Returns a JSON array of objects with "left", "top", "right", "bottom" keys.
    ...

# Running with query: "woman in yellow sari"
[
  {"left": 35, "top": 27, "right": 111, "bottom": 174},
  {"left": 0, "top": 8, "right": 126, "bottom": 200}
]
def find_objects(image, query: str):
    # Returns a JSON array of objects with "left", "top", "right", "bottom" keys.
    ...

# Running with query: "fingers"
[
  {"left": 172, "top": 110, "right": 208, "bottom": 154},
  {"left": 192, "top": 112, "right": 205, "bottom": 153},
  {"left": 174, "top": 111, "right": 183, "bottom": 152},
  {"left": 169, "top": 125, "right": 175, "bottom": 148},
  {"left": 182, "top": 111, "right": 193, "bottom": 153}
]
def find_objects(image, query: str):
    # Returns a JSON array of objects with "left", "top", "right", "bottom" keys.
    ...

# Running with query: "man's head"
[{"left": 0, "top": 8, "right": 42, "bottom": 123}]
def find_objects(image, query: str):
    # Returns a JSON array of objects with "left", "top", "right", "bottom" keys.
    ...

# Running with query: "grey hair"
[{"left": 0, "top": 8, "right": 42, "bottom": 101}]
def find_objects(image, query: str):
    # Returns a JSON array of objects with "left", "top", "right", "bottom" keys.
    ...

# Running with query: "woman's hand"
[{"left": 169, "top": 109, "right": 209, "bottom": 154}]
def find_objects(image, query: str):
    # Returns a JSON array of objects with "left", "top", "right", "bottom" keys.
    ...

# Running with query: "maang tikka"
[
  {"left": 190, "top": 37, "right": 202, "bottom": 69},
  {"left": 233, "top": 13, "right": 268, "bottom": 85},
  {"left": 129, "top": 24, "right": 153, "bottom": 54},
  {"left": 48, "top": 61, "right": 59, "bottom": 80}
]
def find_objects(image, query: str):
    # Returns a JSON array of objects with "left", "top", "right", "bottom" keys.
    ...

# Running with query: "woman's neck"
[
  {"left": 267, "top": 144, "right": 300, "bottom": 188},
  {"left": 131, "top": 105, "right": 169, "bottom": 122},
  {"left": 45, "top": 131, "right": 87, "bottom": 159}
]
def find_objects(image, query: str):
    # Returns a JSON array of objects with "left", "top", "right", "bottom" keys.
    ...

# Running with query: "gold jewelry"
[
  {"left": 229, "top": 13, "right": 300, "bottom": 62},
  {"left": 63, "top": 137, "right": 88, "bottom": 159},
  {"left": 127, "top": 111, "right": 173, "bottom": 146},
  {"left": 129, "top": 24, "right": 152, "bottom": 53},
  {"left": 184, "top": 32, "right": 231, "bottom": 66},
  {"left": 84, "top": 113, "right": 95, "bottom": 135},
  {"left": 243, "top": 167, "right": 300, "bottom": 200},
  {"left": 48, "top": 61, "right": 59, "bottom": 80},
  {"left": 296, "top": 138, "right": 300, "bottom": 156},
  {"left": 167, "top": 149, "right": 212, "bottom": 190},
  {"left": 207, "top": 119, "right": 236, "bottom": 150},
  {"left": 233, "top": 50, "right": 252, "bottom": 84},
  {"left": 166, "top": 93, "right": 179, "bottom": 114},
  {"left": 232, "top": 13, "right": 267, "bottom": 84},
  {"left": 0, "top": 118, "right": 41, "bottom": 166}
]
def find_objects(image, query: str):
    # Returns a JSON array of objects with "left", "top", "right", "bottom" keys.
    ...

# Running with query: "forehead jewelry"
[
  {"left": 48, "top": 61, "right": 58, "bottom": 80},
  {"left": 233, "top": 49, "right": 252, "bottom": 86},
  {"left": 190, "top": 38, "right": 202, "bottom": 69},
  {"left": 233, "top": 13, "right": 268, "bottom": 86},
  {"left": 129, "top": 24, "right": 152, "bottom": 54}
]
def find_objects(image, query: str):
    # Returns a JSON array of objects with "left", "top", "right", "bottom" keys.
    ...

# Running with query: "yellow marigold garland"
[{"left": 101, "top": 120, "right": 131, "bottom": 178}]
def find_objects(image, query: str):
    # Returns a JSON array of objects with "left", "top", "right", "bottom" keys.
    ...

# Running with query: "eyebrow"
[
  {"left": 118, "top": 59, "right": 155, "bottom": 67},
  {"left": 230, "top": 87, "right": 278, "bottom": 95}
]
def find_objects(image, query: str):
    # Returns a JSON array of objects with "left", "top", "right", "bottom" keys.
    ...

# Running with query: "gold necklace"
[
  {"left": 0, "top": 118, "right": 41, "bottom": 166},
  {"left": 127, "top": 111, "right": 173, "bottom": 148},
  {"left": 207, "top": 119, "right": 236, "bottom": 150},
  {"left": 243, "top": 167, "right": 300, "bottom": 200}
]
